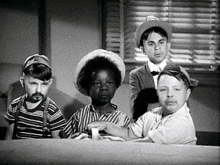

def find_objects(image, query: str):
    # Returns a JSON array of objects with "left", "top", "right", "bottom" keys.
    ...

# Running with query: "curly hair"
[{"left": 77, "top": 56, "right": 121, "bottom": 95}]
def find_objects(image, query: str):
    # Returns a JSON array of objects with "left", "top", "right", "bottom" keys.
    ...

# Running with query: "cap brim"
[
  {"left": 135, "top": 20, "right": 172, "bottom": 47},
  {"left": 160, "top": 64, "right": 199, "bottom": 88},
  {"left": 23, "top": 54, "right": 51, "bottom": 71}
]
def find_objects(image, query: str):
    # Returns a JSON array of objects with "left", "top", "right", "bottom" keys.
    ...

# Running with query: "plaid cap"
[
  {"left": 23, "top": 54, "right": 51, "bottom": 71},
  {"left": 160, "top": 64, "right": 199, "bottom": 87}
]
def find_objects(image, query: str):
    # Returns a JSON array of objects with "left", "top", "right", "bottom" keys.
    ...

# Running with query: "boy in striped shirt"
[
  {"left": 5, "top": 54, "right": 66, "bottom": 139},
  {"left": 59, "top": 49, "right": 131, "bottom": 139}
]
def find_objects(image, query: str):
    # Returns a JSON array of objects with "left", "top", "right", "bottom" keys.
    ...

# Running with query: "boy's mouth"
[{"left": 165, "top": 100, "right": 176, "bottom": 105}]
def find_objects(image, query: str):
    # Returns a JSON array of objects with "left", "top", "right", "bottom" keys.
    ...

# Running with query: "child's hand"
[{"left": 87, "top": 121, "right": 108, "bottom": 131}]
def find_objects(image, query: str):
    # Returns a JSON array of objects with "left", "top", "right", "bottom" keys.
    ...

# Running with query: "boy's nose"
[
  {"left": 155, "top": 44, "right": 159, "bottom": 50},
  {"left": 167, "top": 89, "right": 173, "bottom": 97},
  {"left": 36, "top": 85, "right": 42, "bottom": 93},
  {"left": 100, "top": 83, "right": 108, "bottom": 90}
]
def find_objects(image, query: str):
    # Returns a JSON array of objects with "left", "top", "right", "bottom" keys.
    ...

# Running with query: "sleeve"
[
  {"left": 59, "top": 113, "right": 79, "bottom": 138},
  {"left": 48, "top": 102, "right": 66, "bottom": 131},
  {"left": 129, "top": 111, "right": 159, "bottom": 138},
  {"left": 117, "top": 113, "right": 131, "bottom": 127},
  {"left": 129, "top": 70, "right": 141, "bottom": 114},
  {"left": 129, "top": 114, "right": 145, "bottom": 138},
  {"left": 4, "top": 103, "right": 17, "bottom": 124},
  {"left": 147, "top": 116, "right": 192, "bottom": 144}
]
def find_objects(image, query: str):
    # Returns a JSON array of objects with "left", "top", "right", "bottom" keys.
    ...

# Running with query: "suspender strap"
[
  {"left": 43, "top": 97, "right": 50, "bottom": 138},
  {"left": 12, "top": 96, "right": 25, "bottom": 139},
  {"left": 13, "top": 96, "right": 51, "bottom": 139}
]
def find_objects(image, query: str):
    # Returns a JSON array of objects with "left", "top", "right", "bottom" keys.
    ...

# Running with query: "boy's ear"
[
  {"left": 167, "top": 42, "right": 171, "bottom": 50},
  {"left": 20, "top": 77, "right": 24, "bottom": 87},
  {"left": 140, "top": 46, "right": 145, "bottom": 53},
  {"left": 186, "top": 88, "right": 191, "bottom": 101},
  {"left": 49, "top": 78, "right": 53, "bottom": 85}
]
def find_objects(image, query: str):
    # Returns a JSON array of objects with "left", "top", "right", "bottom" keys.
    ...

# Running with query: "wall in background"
[{"left": 0, "top": 0, "right": 219, "bottom": 136}]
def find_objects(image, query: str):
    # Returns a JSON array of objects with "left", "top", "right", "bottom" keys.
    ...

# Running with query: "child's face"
[
  {"left": 89, "top": 69, "right": 116, "bottom": 106},
  {"left": 20, "top": 75, "right": 52, "bottom": 103},
  {"left": 142, "top": 32, "right": 170, "bottom": 64},
  {"left": 157, "top": 74, "right": 191, "bottom": 115}
]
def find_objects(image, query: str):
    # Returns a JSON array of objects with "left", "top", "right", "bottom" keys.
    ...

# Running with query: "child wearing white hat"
[{"left": 59, "top": 49, "right": 131, "bottom": 139}]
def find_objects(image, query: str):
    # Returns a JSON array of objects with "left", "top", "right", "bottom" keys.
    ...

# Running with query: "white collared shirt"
[
  {"left": 148, "top": 60, "right": 167, "bottom": 88},
  {"left": 130, "top": 103, "right": 197, "bottom": 145}
]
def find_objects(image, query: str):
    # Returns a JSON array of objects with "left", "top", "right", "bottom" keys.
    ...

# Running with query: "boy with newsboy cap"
[
  {"left": 5, "top": 54, "right": 66, "bottom": 139},
  {"left": 130, "top": 15, "right": 172, "bottom": 121},
  {"left": 88, "top": 64, "right": 198, "bottom": 145}
]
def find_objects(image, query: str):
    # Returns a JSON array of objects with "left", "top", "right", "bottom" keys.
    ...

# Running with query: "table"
[{"left": 0, "top": 139, "right": 219, "bottom": 165}]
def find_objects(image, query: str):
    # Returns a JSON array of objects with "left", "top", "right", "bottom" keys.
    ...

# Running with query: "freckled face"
[
  {"left": 157, "top": 75, "right": 191, "bottom": 115},
  {"left": 89, "top": 69, "right": 116, "bottom": 106}
]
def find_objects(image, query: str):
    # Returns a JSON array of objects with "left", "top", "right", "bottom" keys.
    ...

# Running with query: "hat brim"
[
  {"left": 160, "top": 64, "right": 199, "bottom": 88},
  {"left": 135, "top": 20, "right": 172, "bottom": 48},
  {"left": 74, "top": 49, "right": 125, "bottom": 96},
  {"left": 23, "top": 54, "right": 51, "bottom": 71}
]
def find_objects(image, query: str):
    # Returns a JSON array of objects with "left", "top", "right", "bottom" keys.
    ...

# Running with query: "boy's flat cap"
[
  {"left": 23, "top": 54, "right": 51, "bottom": 71},
  {"left": 160, "top": 64, "right": 199, "bottom": 87}
]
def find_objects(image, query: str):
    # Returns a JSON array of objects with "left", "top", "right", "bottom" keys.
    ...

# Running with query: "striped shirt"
[
  {"left": 60, "top": 104, "right": 131, "bottom": 138},
  {"left": 5, "top": 95, "right": 66, "bottom": 139}
]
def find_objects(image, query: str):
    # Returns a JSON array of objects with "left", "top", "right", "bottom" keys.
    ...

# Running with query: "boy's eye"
[
  {"left": 147, "top": 42, "right": 154, "bottom": 46},
  {"left": 30, "top": 82, "right": 37, "bottom": 85},
  {"left": 174, "top": 88, "right": 180, "bottom": 91},
  {"left": 42, "top": 82, "right": 49, "bottom": 86},
  {"left": 107, "top": 82, "right": 113, "bottom": 86},
  {"left": 159, "top": 88, "right": 166, "bottom": 92},
  {"left": 92, "top": 82, "right": 101, "bottom": 87},
  {"left": 159, "top": 40, "right": 165, "bottom": 44}
]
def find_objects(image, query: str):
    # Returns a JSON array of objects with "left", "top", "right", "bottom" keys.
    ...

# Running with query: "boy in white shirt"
[{"left": 88, "top": 64, "right": 199, "bottom": 145}]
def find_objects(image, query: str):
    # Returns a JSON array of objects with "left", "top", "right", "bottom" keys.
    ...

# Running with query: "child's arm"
[
  {"left": 130, "top": 136, "right": 154, "bottom": 143},
  {"left": 88, "top": 121, "right": 137, "bottom": 141},
  {"left": 5, "top": 123, "right": 14, "bottom": 140}
]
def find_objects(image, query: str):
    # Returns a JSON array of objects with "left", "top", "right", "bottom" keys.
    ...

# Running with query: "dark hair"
[
  {"left": 133, "top": 88, "right": 158, "bottom": 121},
  {"left": 140, "top": 27, "right": 168, "bottom": 47},
  {"left": 23, "top": 64, "right": 52, "bottom": 81},
  {"left": 78, "top": 56, "right": 121, "bottom": 95},
  {"left": 158, "top": 70, "right": 190, "bottom": 89}
]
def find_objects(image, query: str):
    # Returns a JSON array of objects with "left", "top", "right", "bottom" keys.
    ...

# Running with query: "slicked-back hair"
[{"left": 140, "top": 27, "right": 168, "bottom": 47}]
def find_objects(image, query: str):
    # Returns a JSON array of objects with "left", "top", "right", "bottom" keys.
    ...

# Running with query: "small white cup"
[{"left": 92, "top": 128, "right": 99, "bottom": 140}]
